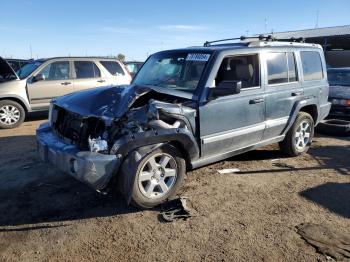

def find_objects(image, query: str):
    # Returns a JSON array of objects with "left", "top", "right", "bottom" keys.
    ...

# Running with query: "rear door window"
[
  {"left": 300, "top": 51, "right": 324, "bottom": 81},
  {"left": 100, "top": 61, "right": 124, "bottom": 75},
  {"left": 74, "top": 61, "right": 101, "bottom": 79},
  {"left": 267, "top": 52, "right": 298, "bottom": 85},
  {"left": 267, "top": 53, "right": 288, "bottom": 85}
]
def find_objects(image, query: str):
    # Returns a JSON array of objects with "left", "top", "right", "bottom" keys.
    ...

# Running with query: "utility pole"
[
  {"left": 315, "top": 9, "right": 319, "bottom": 28},
  {"left": 264, "top": 18, "right": 268, "bottom": 33},
  {"left": 29, "top": 44, "right": 33, "bottom": 59}
]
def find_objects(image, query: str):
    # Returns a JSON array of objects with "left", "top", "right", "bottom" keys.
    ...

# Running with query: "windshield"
[
  {"left": 328, "top": 70, "right": 350, "bottom": 87},
  {"left": 16, "top": 61, "right": 44, "bottom": 79},
  {"left": 133, "top": 52, "right": 210, "bottom": 93}
]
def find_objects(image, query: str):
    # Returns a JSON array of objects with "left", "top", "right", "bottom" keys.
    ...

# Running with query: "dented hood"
[{"left": 53, "top": 84, "right": 195, "bottom": 121}]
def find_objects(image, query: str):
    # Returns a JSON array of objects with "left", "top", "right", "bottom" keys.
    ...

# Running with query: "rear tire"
[
  {"left": 120, "top": 144, "right": 186, "bottom": 209},
  {"left": 279, "top": 112, "right": 314, "bottom": 156},
  {"left": 0, "top": 100, "right": 25, "bottom": 129}
]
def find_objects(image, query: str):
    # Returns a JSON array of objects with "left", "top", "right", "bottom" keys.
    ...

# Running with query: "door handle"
[
  {"left": 291, "top": 91, "right": 303, "bottom": 96},
  {"left": 61, "top": 82, "right": 71, "bottom": 85},
  {"left": 97, "top": 79, "right": 106, "bottom": 83},
  {"left": 249, "top": 98, "right": 264, "bottom": 104}
]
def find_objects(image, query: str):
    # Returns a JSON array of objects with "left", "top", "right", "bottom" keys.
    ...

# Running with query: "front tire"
[
  {"left": 0, "top": 100, "right": 25, "bottom": 129},
  {"left": 279, "top": 112, "right": 314, "bottom": 156},
  {"left": 121, "top": 144, "right": 186, "bottom": 209}
]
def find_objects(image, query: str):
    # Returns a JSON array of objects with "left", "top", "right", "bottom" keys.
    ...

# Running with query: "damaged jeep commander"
[{"left": 37, "top": 36, "right": 331, "bottom": 208}]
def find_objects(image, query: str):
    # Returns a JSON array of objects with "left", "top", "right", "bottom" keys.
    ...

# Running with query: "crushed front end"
[
  {"left": 36, "top": 105, "right": 121, "bottom": 191},
  {"left": 36, "top": 86, "right": 198, "bottom": 192}
]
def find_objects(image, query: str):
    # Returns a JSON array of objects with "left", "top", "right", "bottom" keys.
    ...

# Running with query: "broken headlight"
[{"left": 88, "top": 136, "right": 108, "bottom": 153}]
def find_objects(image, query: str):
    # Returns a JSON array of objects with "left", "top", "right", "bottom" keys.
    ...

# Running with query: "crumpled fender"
[
  {"left": 111, "top": 127, "right": 199, "bottom": 161},
  {"left": 112, "top": 128, "right": 199, "bottom": 203},
  {"left": 117, "top": 144, "right": 162, "bottom": 203}
]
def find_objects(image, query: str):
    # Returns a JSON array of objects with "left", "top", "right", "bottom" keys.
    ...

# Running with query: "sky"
[{"left": 0, "top": 0, "right": 349, "bottom": 61}]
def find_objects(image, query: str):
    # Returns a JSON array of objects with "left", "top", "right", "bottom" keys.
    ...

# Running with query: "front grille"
[{"left": 52, "top": 106, "right": 105, "bottom": 149}]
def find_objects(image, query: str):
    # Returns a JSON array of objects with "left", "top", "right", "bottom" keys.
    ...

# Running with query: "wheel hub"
[
  {"left": 0, "top": 105, "right": 20, "bottom": 125},
  {"left": 138, "top": 153, "right": 177, "bottom": 199},
  {"left": 295, "top": 120, "right": 312, "bottom": 151}
]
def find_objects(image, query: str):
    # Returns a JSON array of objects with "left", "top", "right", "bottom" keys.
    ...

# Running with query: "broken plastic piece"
[
  {"left": 88, "top": 136, "right": 108, "bottom": 153},
  {"left": 217, "top": 168, "right": 241, "bottom": 174},
  {"left": 160, "top": 197, "right": 193, "bottom": 222},
  {"left": 272, "top": 162, "right": 295, "bottom": 169}
]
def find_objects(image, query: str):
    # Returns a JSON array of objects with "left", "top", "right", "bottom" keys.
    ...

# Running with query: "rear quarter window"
[
  {"left": 300, "top": 51, "right": 324, "bottom": 81},
  {"left": 100, "top": 61, "right": 125, "bottom": 75}
]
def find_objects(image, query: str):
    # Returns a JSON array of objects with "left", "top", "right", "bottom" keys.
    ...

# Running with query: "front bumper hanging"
[{"left": 36, "top": 122, "right": 120, "bottom": 190}]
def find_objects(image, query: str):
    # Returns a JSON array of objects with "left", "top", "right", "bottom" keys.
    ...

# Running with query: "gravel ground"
[{"left": 0, "top": 116, "right": 349, "bottom": 262}]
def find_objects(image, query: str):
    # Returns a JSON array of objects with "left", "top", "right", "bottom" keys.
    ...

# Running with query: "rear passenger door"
[
  {"left": 262, "top": 51, "right": 302, "bottom": 140},
  {"left": 73, "top": 61, "right": 107, "bottom": 92}
]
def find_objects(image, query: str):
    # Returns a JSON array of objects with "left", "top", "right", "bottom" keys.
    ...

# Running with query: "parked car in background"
[
  {"left": 5, "top": 58, "right": 30, "bottom": 72},
  {"left": 327, "top": 68, "right": 350, "bottom": 118},
  {"left": 37, "top": 37, "right": 330, "bottom": 208},
  {"left": 0, "top": 57, "right": 131, "bottom": 129},
  {"left": 124, "top": 61, "right": 143, "bottom": 78}
]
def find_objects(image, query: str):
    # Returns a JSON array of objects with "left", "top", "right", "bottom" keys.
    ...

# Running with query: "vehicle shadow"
[
  {"left": 25, "top": 111, "right": 48, "bottom": 122},
  {"left": 300, "top": 182, "right": 350, "bottom": 219},
  {"left": 0, "top": 134, "right": 141, "bottom": 228}
]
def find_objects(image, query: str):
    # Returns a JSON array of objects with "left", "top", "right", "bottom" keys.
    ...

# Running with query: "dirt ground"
[{"left": 0, "top": 115, "right": 349, "bottom": 262}]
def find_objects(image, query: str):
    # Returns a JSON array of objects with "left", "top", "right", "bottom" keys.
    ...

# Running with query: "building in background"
[{"left": 270, "top": 25, "right": 350, "bottom": 68}]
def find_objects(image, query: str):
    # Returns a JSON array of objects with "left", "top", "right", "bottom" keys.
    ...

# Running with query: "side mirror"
[
  {"left": 208, "top": 81, "right": 242, "bottom": 99},
  {"left": 33, "top": 73, "right": 45, "bottom": 82}
]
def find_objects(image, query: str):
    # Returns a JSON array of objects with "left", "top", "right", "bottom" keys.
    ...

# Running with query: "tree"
[{"left": 117, "top": 53, "right": 126, "bottom": 62}]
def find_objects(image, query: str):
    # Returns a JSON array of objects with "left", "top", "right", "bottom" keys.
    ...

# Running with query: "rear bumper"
[
  {"left": 318, "top": 102, "right": 332, "bottom": 123},
  {"left": 36, "top": 122, "right": 120, "bottom": 190}
]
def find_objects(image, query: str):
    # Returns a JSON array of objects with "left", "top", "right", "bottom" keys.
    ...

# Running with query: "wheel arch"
[
  {"left": 299, "top": 104, "right": 318, "bottom": 124},
  {"left": 283, "top": 101, "right": 318, "bottom": 135},
  {"left": 0, "top": 96, "right": 29, "bottom": 112}
]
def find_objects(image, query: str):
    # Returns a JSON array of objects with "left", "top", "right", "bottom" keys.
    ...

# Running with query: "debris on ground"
[
  {"left": 272, "top": 162, "right": 296, "bottom": 169},
  {"left": 160, "top": 197, "right": 194, "bottom": 222},
  {"left": 217, "top": 168, "right": 241, "bottom": 174},
  {"left": 296, "top": 223, "right": 350, "bottom": 261}
]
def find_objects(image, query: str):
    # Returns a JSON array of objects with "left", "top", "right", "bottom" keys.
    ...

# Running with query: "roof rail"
[{"left": 203, "top": 35, "right": 305, "bottom": 47}]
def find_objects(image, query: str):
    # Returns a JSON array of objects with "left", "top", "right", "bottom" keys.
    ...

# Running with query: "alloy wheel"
[
  {"left": 0, "top": 105, "right": 21, "bottom": 126},
  {"left": 138, "top": 153, "right": 177, "bottom": 199},
  {"left": 295, "top": 120, "right": 312, "bottom": 151}
]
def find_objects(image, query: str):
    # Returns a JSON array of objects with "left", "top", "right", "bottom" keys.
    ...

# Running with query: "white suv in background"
[{"left": 0, "top": 57, "right": 131, "bottom": 128}]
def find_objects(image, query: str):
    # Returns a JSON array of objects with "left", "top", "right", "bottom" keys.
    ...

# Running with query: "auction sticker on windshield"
[{"left": 186, "top": 53, "right": 211, "bottom": 61}]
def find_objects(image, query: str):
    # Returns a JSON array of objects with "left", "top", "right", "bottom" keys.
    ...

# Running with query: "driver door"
[
  {"left": 27, "top": 60, "right": 74, "bottom": 110},
  {"left": 199, "top": 53, "right": 266, "bottom": 158}
]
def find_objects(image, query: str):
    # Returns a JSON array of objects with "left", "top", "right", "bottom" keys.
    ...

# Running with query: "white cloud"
[{"left": 157, "top": 24, "right": 208, "bottom": 31}]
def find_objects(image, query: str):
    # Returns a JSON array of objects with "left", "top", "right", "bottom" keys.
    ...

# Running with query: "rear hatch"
[{"left": 0, "top": 57, "right": 19, "bottom": 83}]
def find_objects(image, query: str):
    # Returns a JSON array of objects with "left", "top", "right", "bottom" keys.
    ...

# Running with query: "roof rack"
[{"left": 203, "top": 35, "right": 305, "bottom": 47}]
